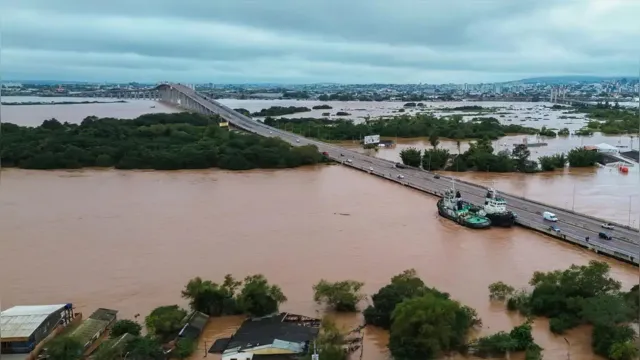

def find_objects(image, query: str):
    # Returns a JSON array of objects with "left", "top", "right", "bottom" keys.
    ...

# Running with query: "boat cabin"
[{"left": 485, "top": 188, "right": 507, "bottom": 212}]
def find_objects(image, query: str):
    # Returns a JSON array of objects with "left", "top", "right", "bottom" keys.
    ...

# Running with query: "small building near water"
[
  {"left": 1, "top": 304, "right": 74, "bottom": 354},
  {"left": 209, "top": 312, "right": 321, "bottom": 360},
  {"left": 70, "top": 308, "right": 118, "bottom": 354},
  {"left": 592, "top": 143, "right": 620, "bottom": 154}
]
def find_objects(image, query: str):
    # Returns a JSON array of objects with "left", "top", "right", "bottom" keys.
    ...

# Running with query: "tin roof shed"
[{"left": 1, "top": 304, "right": 70, "bottom": 341}]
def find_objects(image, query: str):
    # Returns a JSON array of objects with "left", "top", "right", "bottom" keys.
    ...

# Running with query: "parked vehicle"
[
  {"left": 543, "top": 211, "right": 558, "bottom": 222},
  {"left": 599, "top": 232, "right": 612, "bottom": 240},
  {"left": 601, "top": 223, "right": 615, "bottom": 230}
]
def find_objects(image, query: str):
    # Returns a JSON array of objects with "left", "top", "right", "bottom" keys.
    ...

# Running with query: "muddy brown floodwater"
[{"left": 0, "top": 166, "right": 637, "bottom": 360}]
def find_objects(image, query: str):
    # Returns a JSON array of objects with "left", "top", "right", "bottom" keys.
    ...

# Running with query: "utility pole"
[{"left": 571, "top": 184, "right": 576, "bottom": 211}]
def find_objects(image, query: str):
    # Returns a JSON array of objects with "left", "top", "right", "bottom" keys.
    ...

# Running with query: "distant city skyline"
[{"left": 3, "top": 0, "right": 639, "bottom": 84}]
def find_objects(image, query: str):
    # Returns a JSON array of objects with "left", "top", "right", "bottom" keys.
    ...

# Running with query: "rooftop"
[
  {"left": 70, "top": 308, "right": 117, "bottom": 346},
  {"left": 210, "top": 313, "right": 320, "bottom": 354},
  {"left": 1, "top": 304, "right": 71, "bottom": 340},
  {"left": 178, "top": 311, "right": 209, "bottom": 340}
]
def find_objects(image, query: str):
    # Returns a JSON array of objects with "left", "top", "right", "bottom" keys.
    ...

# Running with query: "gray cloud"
[{"left": 2, "top": 0, "right": 639, "bottom": 83}]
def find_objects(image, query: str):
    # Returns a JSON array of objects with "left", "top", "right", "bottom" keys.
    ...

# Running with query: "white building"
[{"left": 594, "top": 143, "right": 620, "bottom": 154}]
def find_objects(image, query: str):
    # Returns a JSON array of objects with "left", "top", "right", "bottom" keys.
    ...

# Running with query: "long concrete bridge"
[{"left": 98, "top": 83, "right": 640, "bottom": 265}]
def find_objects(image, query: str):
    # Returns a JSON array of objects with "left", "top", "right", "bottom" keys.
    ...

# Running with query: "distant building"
[{"left": 1, "top": 304, "right": 74, "bottom": 354}]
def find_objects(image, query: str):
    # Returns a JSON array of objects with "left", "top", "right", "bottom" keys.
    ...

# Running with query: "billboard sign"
[{"left": 363, "top": 135, "right": 380, "bottom": 145}]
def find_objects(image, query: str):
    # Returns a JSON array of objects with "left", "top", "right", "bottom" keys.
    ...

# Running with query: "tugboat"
[
  {"left": 483, "top": 188, "right": 517, "bottom": 227},
  {"left": 437, "top": 183, "right": 491, "bottom": 229}
]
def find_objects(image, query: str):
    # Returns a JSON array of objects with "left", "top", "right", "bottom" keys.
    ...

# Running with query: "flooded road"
[{"left": 0, "top": 166, "right": 636, "bottom": 360}]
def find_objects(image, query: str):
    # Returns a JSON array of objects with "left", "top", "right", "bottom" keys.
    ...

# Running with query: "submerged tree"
[
  {"left": 313, "top": 279, "right": 366, "bottom": 312},
  {"left": 236, "top": 274, "right": 287, "bottom": 317}
]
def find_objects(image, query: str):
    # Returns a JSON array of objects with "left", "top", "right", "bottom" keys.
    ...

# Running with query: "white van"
[{"left": 543, "top": 211, "right": 558, "bottom": 222}]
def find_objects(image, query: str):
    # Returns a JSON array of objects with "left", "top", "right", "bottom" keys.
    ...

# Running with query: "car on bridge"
[
  {"left": 599, "top": 232, "right": 612, "bottom": 240},
  {"left": 548, "top": 225, "right": 561, "bottom": 233},
  {"left": 601, "top": 223, "right": 615, "bottom": 230}
]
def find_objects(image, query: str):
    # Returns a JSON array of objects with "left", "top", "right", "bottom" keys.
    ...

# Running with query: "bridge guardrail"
[{"left": 341, "top": 161, "right": 638, "bottom": 266}]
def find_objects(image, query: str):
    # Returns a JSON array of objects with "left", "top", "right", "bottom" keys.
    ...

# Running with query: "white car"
[
  {"left": 346, "top": 159, "right": 353, "bottom": 163},
  {"left": 601, "top": 223, "right": 615, "bottom": 230},
  {"left": 397, "top": 174, "right": 405, "bottom": 179},
  {"left": 296, "top": 139, "right": 300, "bottom": 143},
  {"left": 368, "top": 167, "right": 374, "bottom": 171},
  {"left": 269, "top": 131, "right": 273, "bottom": 134}
]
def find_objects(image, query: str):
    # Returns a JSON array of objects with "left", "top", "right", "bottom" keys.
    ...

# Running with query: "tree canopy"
[
  {"left": 237, "top": 274, "right": 288, "bottom": 317},
  {"left": 265, "top": 114, "right": 538, "bottom": 141},
  {"left": 144, "top": 305, "right": 187, "bottom": 342},
  {"left": 1, "top": 113, "right": 326, "bottom": 170},
  {"left": 363, "top": 269, "right": 449, "bottom": 329},
  {"left": 488, "top": 260, "right": 638, "bottom": 360},
  {"left": 181, "top": 274, "right": 287, "bottom": 317},
  {"left": 45, "top": 336, "right": 84, "bottom": 360},
  {"left": 312, "top": 279, "right": 366, "bottom": 312},
  {"left": 388, "top": 293, "right": 481, "bottom": 360},
  {"left": 109, "top": 319, "right": 142, "bottom": 339}
]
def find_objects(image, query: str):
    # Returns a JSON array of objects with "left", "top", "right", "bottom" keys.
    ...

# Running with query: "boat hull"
[
  {"left": 486, "top": 212, "right": 516, "bottom": 228},
  {"left": 437, "top": 200, "right": 492, "bottom": 229}
]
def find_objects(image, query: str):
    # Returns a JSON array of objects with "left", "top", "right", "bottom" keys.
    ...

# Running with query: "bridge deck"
[{"left": 157, "top": 84, "right": 640, "bottom": 266}]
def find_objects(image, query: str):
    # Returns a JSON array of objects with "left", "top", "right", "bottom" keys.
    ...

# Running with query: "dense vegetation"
[
  {"left": 488, "top": 261, "right": 639, "bottom": 360},
  {"left": 252, "top": 105, "right": 311, "bottom": 117},
  {"left": 469, "top": 321, "right": 542, "bottom": 359},
  {"left": 312, "top": 104, "right": 333, "bottom": 110},
  {"left": 575, "top": 102, "right": 639, "bottom": 135},
  {"left": 264, "top": 114, "right": 537, "bottom": 141},
  {"left": 363, "top": 269, "right": 488, "bottom": 359},
  {"left": 1, "top": 113, "right": 327, "bottom": 170},
  {"left": 313, "top": 279, "right": 366, "bottom": 312},
  {"left": 181, "top": 274, "right": 287, "bottom": 317},
  {"left": 399, "top": 135, "right": 601, "bottom": 173}
]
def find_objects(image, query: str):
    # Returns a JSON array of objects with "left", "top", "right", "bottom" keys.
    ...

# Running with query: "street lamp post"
[
  {"left": 563, "top": 337, "right": 571, "bottom": 360},
  {"left": 571, "top": 184, "right": 576, "bottom": 211}
]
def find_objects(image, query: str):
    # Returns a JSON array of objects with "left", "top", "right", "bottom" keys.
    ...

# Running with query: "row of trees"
[
  {"left": 308, "top": 269, "right": 543, "bottom": 359},
  {"left": 399, "top": 136, "right": 602, "bottom": 173},
  {"left": 47, "top": 263, "right": 635, "bottom": 360},
  {"left": 251, "top": 106, "right": 311, "bottom": 117},
  {"left": 488, "top": 261, "right": 639, "bottom": 360},
  {"left": 264, "top": 114, "right": 539, "bottom": 141},
  {"left": 576, "top": 102, "right": 639, "bottom": 135},
  {"left": 44, "top": 274, "right": 289, "bottom": 360},
  {"left": 1, "top": 113, "right": 327, "bottom": 170}
]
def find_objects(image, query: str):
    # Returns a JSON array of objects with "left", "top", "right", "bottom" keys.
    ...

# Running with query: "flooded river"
[
  {"left": 0, "top": 167, "right": 637, "bottom": 360},
  {"left": 1, "top": 99, "right": 639, "bottom": 359}
]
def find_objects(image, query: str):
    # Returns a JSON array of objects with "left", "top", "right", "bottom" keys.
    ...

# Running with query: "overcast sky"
[{"left": 2, "top": 0, "right": 639, "bottom": 84}]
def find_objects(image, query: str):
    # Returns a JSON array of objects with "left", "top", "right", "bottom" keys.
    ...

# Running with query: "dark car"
[
  {"left": 395, "top": 162, "right": 407, "bottom": 169},
  {"left": 599, "top": 232, "right": 612, "bottom": 240},
  {"left": 548, "top": 225, "right": 561, "bottom": 233},
  {"left": 434, "top": 175, "right": 440, "bottom": 179}
]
